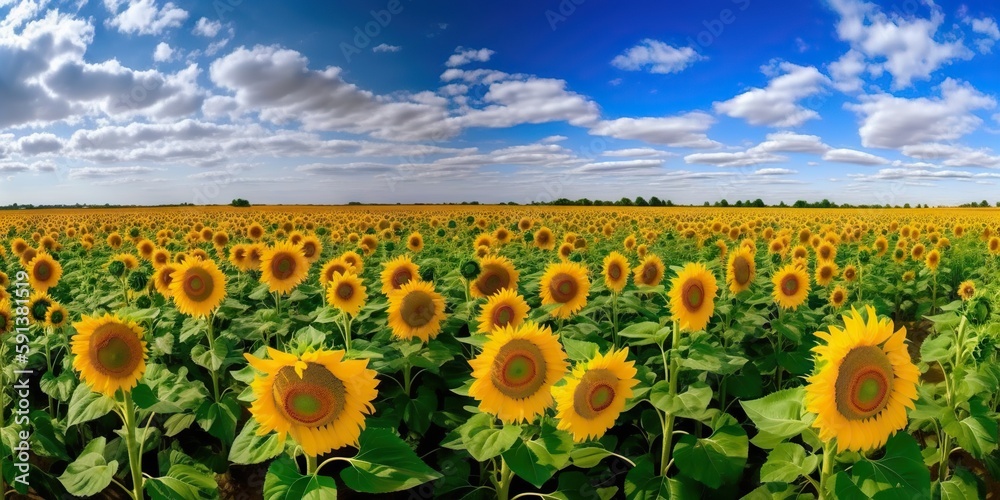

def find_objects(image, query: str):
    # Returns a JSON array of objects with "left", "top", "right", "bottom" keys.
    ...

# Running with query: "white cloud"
[
  {"left": 572, "top": 159, "right": 665, "bottom": 174},
  {"left": 105, "top": 0, "right": 189, "bottom": 36},
  {"left": 446, "top": 47, "right": 494, "bottom": 67},
  {"left": 153, "top": 42, "right": 174, "bottom": 62},
  {"left": 847, "top": 78, "right": 996, "bottom": 148},
  {"left": 713, "top": 62, "right": 829, "bottom": 127},
  {"left": 828, "top": 49, "right": 866, "bottom": 92},
  {"left": 193, "top": 17, "right": 222, "bottom": 37},
  {"left": 611, "top": 39, "right": 705, "bottom": 74},
  {"left": 754, "top": 168, "right": 798, "bottom": 175},
  {"left": 589, "top": 112, "right": 720, "bottom": 148},
  {"left": 684, "top": 150, "right": 785, "bottom": 167},
  {"left": 901, "top": 143, "right": 1000, "bottom": 168},
  {"left": 752, "top": 132, "right": 831, "bottom": 153},
  {"left": 454, "top": 78, "right": 600, "bottom": 129},
  {"left": 17, "top": 133, "right": 64, "bottom": 155},
  {"left": 373, "top": 43, "right": 401, "bottom": 53},
  {"left": 602, "top": 148, "right": 675, "bottom": 158},
  {"left": 823, "top": 148, "right": 890, "bottom": 165},
  {"left": 67, "top": 166, "right": 159, "bottom": 179},
  {"left": 968, "top": 17, "right": 1000, "bottom": 54},
  {"left": 826, "top": 0, "right": 972, "bottom": 89},
  {"left": 540, "top": 135, "right": 567, "bottom": 143}
]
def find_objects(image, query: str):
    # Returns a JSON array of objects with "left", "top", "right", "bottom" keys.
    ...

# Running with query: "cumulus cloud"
[
  {"left": 967, "top": 17, "right": 1000, "bottom": 54},
  {"left": 684, "top": 150, "right": 785, "bottom": 168},
  {"left": 823, "top": 148, "right": 891, "bottom": 165},
  {"left": 105, "top": 0, "right": 188, "bottom": 36},
  {"left": 373, "top": 43, "right": 401, "bottom": 53},
  {"left": 611, "top": 39, "right": 705, "bottom": 74},
  {"left": 17, "top": 133, "right": 64, "bottom": 155},
  {"left": 446, "top": 47, "right": 494, "bottom": 67},
  {"left": 193, "top": 17, "right": 222, "bottom": 37},
  {"left": 713, "top": 62, "right": 829, "bottom": 127},
  {"left": 589, "top": 112, "right": 720, "bottom": 148},
  {"left": 454, "top": 78, "right": 600, "bottom": 129},
  {"left": 153, "top": 42, "right": 174, "bottom": 62},
  {"left": 901, "top": 143, "right": 1000, "bottom": 167},
  {"left": 847, "top": 78, "right": 996, "bottom": 148}
]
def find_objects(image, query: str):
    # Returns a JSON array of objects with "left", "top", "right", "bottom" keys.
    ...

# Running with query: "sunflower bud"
[
  {"left": 128, "top": 271, "right": 150, "bottom": 292},
  {"left": 967, "top": 295, "right": 992, "bottom": 325},
  {"left": 420, "top": 267, "right": 435, "bottom": 282},
  {"left": 135, "top": 294, "right": 153, "bottom": 309},
  {"left": 460, "top": 260, "right": 480, "bottom": 279},
  {"left": 108, "top": 260, "right": 126, "bottom": 278},
  {"left": 447, "top": 220, "right": 457, "bottom": 229},
  {"left": 436, "top": 228, "right": 446, "bottom": 238},
  {"left": 523, "top": 231, "right": 534, "bottom": 243}
]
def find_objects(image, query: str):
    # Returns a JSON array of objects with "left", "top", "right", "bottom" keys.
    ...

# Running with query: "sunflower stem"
[
  {"left": 205, "top": 315, "right": 221, "bottom": 402},
  {"left": 818, "top": 441, "right": 835, "bottom": 499},
  {"left": 122, "top": 392, "right": 145, "bottom": 500},
  {"left": 775, "top": 306, "right": 785, "bottom": 390},
  {"left": 496, "top": 457, "right": 513, "bottom": 500},
  {"left": 342, "top": 311, "right": 353, "bottom": 352},
  {"left": 611, "top": 291, "right": 620, "bottom": 348},
  {"left": 660, "top": 320, "right": 681, "bottom": 477},
  {"left": 403, "top": 361, "right": 412, "bottom": 397},
  {"left": 44, "top": 328, "right": 56, "bottom": 419},
  {"left": 306, "top": 454, "right": 319, "bottom": 476}
]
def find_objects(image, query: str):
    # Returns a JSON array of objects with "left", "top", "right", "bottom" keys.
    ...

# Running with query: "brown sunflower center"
[
  {"left": 491, "top": 339, "right": 547, "bottom": 399},
  {"left": 681, "top": 279, "right": 705, "bottom": 312},
  {"left": 820, "top": 247, "right": 831, "bottom": 259},
  {"left": 182, "top": 267, "right": 215, "bottom": 302},
  {"left": 492, "top": 304, "right": 515, "bottom": 328},
  {"left": 732, "top": 256, "right": 751, "bottom": 285},
  {"left": 477, "top": 266, "right": 510, "bottom": 296},
  {"left": 573, "top": 369, "right": 618, "bottom": 419},
  {"left": 845, "top": 268, "right": 856, "bottom": 280},
  {"left": 835, "top": 346, "right": 894, "bottom": 421},
  {"left": 336, "top": 282, "right": 355, "bottom": 300},
  {"left": 833, "top": 290, "right": 845, "bottom": 303},
  {"left": 391, "top": 268, "right": 412, "bottom": 289},
  {"left": 641, "top": 264, "right": 658, "bottom": 284},
  {"left": 820, "top": 267, "right": 833, "bottom": 280},
  {"left": 780, "top": 274, "right": 800, "bottom": 296},
  {"left": 271, "top": 253, "right": 296, "bottom": 280},
  {"left": 302, "top": 242, "right": 317, "bottom": 258},
  {"left": 34, "top": 261, "right": 52, "bottom": 282},
  {"left": 400, "top": 290, "right": 436, "bottom": 328},
  {"left": 548, "top": 273, "right": 578, "bottom": 303},
  {"left": 607, "top": 262, "right": 622, "bottom": 280},
  {"left": 273, "top": 364, "right": 345, "bottom": 428},
  {"left": 89, "top": 324, "right": 143, "bottom": 378}
]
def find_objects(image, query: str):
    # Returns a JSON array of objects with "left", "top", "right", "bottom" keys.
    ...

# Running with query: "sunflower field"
[{"left": 1, "top": 206, "right": 999, "bottom": 499}]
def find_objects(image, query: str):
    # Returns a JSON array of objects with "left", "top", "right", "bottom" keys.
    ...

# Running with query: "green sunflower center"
[
  {"left": 835, "top": 346, "right": 894, "bottom": 421},
  {"left": 477, "top": 267, "right": 509, "bottom": 296},
  {"left": 491, "top": 339, "right": 547, "bottom": 399},
  {"left": 182, "top": 267, "right": 214, "bottom": 302},
  {"left": 31, "top": 299, "right": 51, "bottom": 321},
  {"left": 50, "top": 310, "right": 64, "bottom": 324},
  {"left": 272, "top": 254, "right": 296, "bottom": 280},
  {"left": 781, "top": 274, "right": 800, "bottom": 296},
  {"left": 400, "top": 290, "right": 435, "bottom": 328},
  {"left": 492, "top": 305, "right": 514, "bottom": 328},
  {"left": 573, "top": 369, "right": 618, "bottom": 419},
  {"left": 607, "top": 263, "right": 622, "bottom": 280},
  {"left": 391, "top": 268, "right": 412, "bottom": 288},
  {"left": 549, "top": 273, "right": 578, "bottom": 303},
  {"left": 273, "top": 364, "right": 345, "bottom": 428},
  {"left": 89, "top": 324, "right": 143, "bottom": 378},
  {"left": 682, "top": 279, "right": 704, "bottom": 312}
]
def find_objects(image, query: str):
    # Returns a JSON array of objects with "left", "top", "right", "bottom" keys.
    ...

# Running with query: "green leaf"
[
  {"left": 617, "top": 321, "right": 663, "bottom": 346},
  {"left": 651, "top": 382, "right": 713, "bottom": 420},
  {"left": 919, "top": 333, "right": 953, "bottom": 365},
  {"left": 849, "top": 433, "right": 930, "bottom": 498},
  {"left": 264, "top": 455, "right": 337, "bottom": 500},
  {"left": 145, "top": 464, "right": 219, "bottom": 500},
  {"left": 453, "top": 413, "right": 522, "bottom": 462},
  {"left": 674, "top": 423, "right": 748, "bottom": 489},
  {"left": 570, "top": 446, "right": 615, "bottom": 468},
  {"left": 502, "top": 438, "right": 557, "bottom": 488},
  {"left": 740, "top": 387, "right": 812, "bottom": 449},
  {"left": 561, "top": 337, "right": 600, "bottom": 362},
  {"left": 196, "top": 395, "right": 241, "bottom": 445},
  {"left": 340, "top": 427, "right": 442, "bottom": 493},
  {"left": 57, "top": 437, "right": 119, "bottom": 497},
  {"left": 760, "top": 443, "right": 819, "bottom": 483},
  {"left": 163, "top": 413, "right": 196, "bottom": 437},
  {"left": 942, "top": 397, "right": 998, "bottom": 458},
  {"left": 39, "top": 371, "right": 76, "bottom": 402},
  {"left": 28, "top": 411, "right": 70, "bottom": 461},
  {"left": 526, "top": 421, "right": 573, "bottom": 469},
  {"left": 229, "top": 419, "right": 284, "bottom": 465},
  {"left": 132, "top": 383, "right": 185, "bottom": 414},
  {"left": 940, "top": 468, "right": 979, "bottom": 500},
  {"left": 624, "top": 456, "right": 697, "bottom": 499},
  {"left": 66, "top": 383, "right": 116, "bottom": 426}
]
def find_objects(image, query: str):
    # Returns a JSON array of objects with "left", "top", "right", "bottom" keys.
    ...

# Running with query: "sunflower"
[
  {"left": 320, "top": 258, "right": 356, "bottom": 288},
  {"left": 843, "top": 265, "right": 858, "bottom": 282},
  {"left": 71, "top": 313, "right": 148, "bottom": 397},
  {"left": 261, "top": 241, "right": 309, "bottom": 294},
  {"left": 152, "top": 248, "right": 171, "bottom": 268},
  {"left": 902, "top": 270, "right": 915, "bottom": 282},
  {"left": 298, "top": 235, "right": 323, "bottom": 264},
  {"left": 772, "top": 264, "right": 810, "bottom": 310},
  {"left": 28, "top": 291, "right": 52, "bottom": 324},
  {"left": 726, "top": 247, "right": 756, "bottom": 294},
  {"left": 327, "top": 272, "right": 367, "bottom": 317},
  {"left": 153, "top": 264, "right": 177, "bottom": 298},
  {"left": 815, "top": 261, "right": 838, "bottom": 287},
  {"left": 558, "top": 243, "right": 574, "bottom": 261},
  {"left": 27, "top": 252, "right": 62, "bottom": 293},
  {"left": 407, "top": 232, "right": 424, "bottom": 252},
  {"left": 0, "top": 300, "right": 12, "bottom": 336},
  {"left": 380, "top": 255, "right": 420, "bottom": 295},
  {"left": 925, "top": 249, "right": 940, "bottom": 272},
  {"left": 602, "top": 251, "right": 630, "bottom": 294},
  {"left": 468, "top": 321, "right": 568, "bottom": 423},
  {"left": 169, "top": 258, "right": 227, "bottom": 318},
  {"left": 45, "top": 303, "right": 68, "bottom": 328},
  {"left": 829, "top": 285, "right": 847, "bottom": 309},
  {"left": 910, "top": 243, "right": 925, "bottom": 261},
  {"left": 816, "top": 241, "right": 836, "bottom": 262},
  {"left": 553, "top": 348, "right": 638, "bottom": 442},
  {"left": 633, "top": 254, "right": 665, "bottom": 287},
  {"left": 341, "top": 251, "right": 364, "bottom": 274},
  {"left": 244, "top": 348, "right": 379, "bottom": 457},
  {"left": 539, "top": 262, "right": 590, "bottom": 319},
  {"left": 471, "top": 256, "right": 520, "bottom": 299},
  {"left": 534, "top": 227, "right": 556, "bottom": 250},
  {"left": 477, "top": 288, "right": 530, "bottom": 334},
  {"left": 958, "top": 280, "right": 976, "bottom": 301},
  {"left": 804, "top": 306, "right": 919, "bottom": 452},
  {"left": 387, "top": 280, "right": 446, "bottom": 342},
  {"left": 668, "top": 262, "right": 719, "bottom": 332}
]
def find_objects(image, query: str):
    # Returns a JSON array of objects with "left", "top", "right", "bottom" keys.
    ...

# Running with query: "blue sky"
[{"left": 2, "top": 0, "right": 1000, "bottom": 206}]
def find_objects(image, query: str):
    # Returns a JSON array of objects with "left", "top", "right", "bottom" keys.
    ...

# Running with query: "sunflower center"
[
  {"left": 493, "top": 305, "right": 514, "bottom": 327},
  {"left": 608, "top": 263, "right": 622, "bottom": 280},
  {"left": 682, "top": 280, "right": 704, "bottom": 312},
  {"left": 835, "top": 346, "right": 894, "bottom": 421},
  {"left": 641, "top": 264, "right": 657, "bottom": 284},
  {"left": 302, "top": 243, "right": 316, "bottom": 258},
  {"left": 781, "top": 274, "right": 799, "bottom": 296},
  {"left": 821, "top": 267, "right": 832, "bottom": 280},
  {"left": 336, "top": 283, "right": 354, "bottom": 300},
  {"left": 400, "top": 291, "right": 435, "bottom": 328},
  {"left": 391, "top": 269, "right": 412, "bottom": 288},
  {"left": 272, "top": 254, "right": 296, "bottom": 280},
  {"left": 182, "top": 268, "right": 215, "bottom": 302},
  {"left": 34, "top": 261, "right": 52, "bottom": 282},
  {"left": 477, "top": 267, "right": 509, "bottom": 296},
  {"left": 89, "top": 324, "right": 143, "bottom": 378},
  {"left": 31, "top": 300, "right": 51, "bottom": 321},
  {"left": 491, "top": 339, "right": 547, "bottom": 399},
  {"left": 549, "top": 273, "right": 578, "bottom": 303},
  {"left": 50, "top": 311, "right": 64, "bottom": 324},
  {"left": 733, "top": 257, "right": 751, "bottom": 285},
  {"left": 573, "top": 369, "right": 618, "bottom": 419},
  {"left": 273, "top": 364, "right": 345, "bottom": 428}
]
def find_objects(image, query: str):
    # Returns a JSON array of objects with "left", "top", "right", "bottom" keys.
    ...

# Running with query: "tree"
[
  {"left": 231, "top": 198, "right": 251, "bottom": 207},
  {"left": 752, "top": 198, "right": 766, "bottom": 207},
  {"left": 649, "top": 196, "right": 662, "bottom": 206},
  {"left": 981, "top": 200, "right": 990, "bottom": 207},
  {"left": 903, "top": 203, "right": 911, "bottom": 208},
  {"left": 616, "top": 197, "right": 634, "bottom": 206},
  {"left": 719, "top": 199, "right": 730, "bottom": 207},
  {"left": 635, "top": 196, "right": 649, "bottom": 207}
]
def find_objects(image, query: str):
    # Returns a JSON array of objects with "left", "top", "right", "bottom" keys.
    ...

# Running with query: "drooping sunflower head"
[
  {"left": 27, "top": 252, "right": 62, "bottom": 292},
  {"left": 633, "top": 254, "right": 665, "bottom": 287},
  {"left": 602, "top": 251, "right": 630, "bottom": 294},
  {"left": 468, "top": 321, "right": 568, "bottom": 423},
  {"left": 244, "top": 348, "right": 379, "bottom": 457},
  {"left": 805, "top": 306, "right": 919, "bottom": 452},
  {"left": 326, "top": 272, "right": 367, "bottom": 317},
  {"left": 902, "top": 270, "right": 915, "bottom": 282},
  {"left": 539, "top": 261, "right": 590, "bottom": 319},
  {"left": 45, "top": 302, "right": 68, "bottom": 328},
  {"left": 772, "top": 264, "right": 810, "bottom": 310},
  {"left": 829, "top": 285, "right": 847, "bottom": 309},
  {"left": 379, "top": 255, "right": 420, "bottom": 295},
  {"left": 387, "top": 280, "right": 446, "bottom": 342},
  {"left": 168, "top": 258, "right": 227, "bottom": 318},
  {"left": 261, "top": 241, "right": 309, "bottom": 294},
  {"left": 477, "top": 287, "right": 530, "bottom": 334},
  {"left": 726, "top": 247, "right": 756, "bottom": 294},
  {"left": 958, "top": 280, "right": 976, "bottom": 301},
  {"left": 668, "top": 262, "right": 719, "bottom": 332},
  {"left": 71, "top": 313, "right": 148, "bottom": 397},
  {"left": 471, "top": 256, "right": 520, "bottom": 299},
  {"left": 553, "top": 348, "right": 639, "bottom": 442}
]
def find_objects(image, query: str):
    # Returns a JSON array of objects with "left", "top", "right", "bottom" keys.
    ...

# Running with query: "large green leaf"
[
  {"left": 502, "top": 438, "right": 557, "bottom": 489},
  {"left": 229, "top": 419, "right": 284, "bottom": 465},
  {"left": 674, "top": 423, "right": 748, "bottom": 489},
  {"left": 146, "top": 464, "right": 219, "bottom": 500},
  {"left": 740, "top": 387, "right": 812, "bottom": 449},
  {"left": 57, "top": 437, "right": 119, "bottom": 497},
  {"left": 651, "top": 382, "right": 713, "bottom": 420},
  {"left": 66, "top": 383, "right": 116, "bottom": 427},
  {"left": 848, "top": 433, "right": 930, "bottom": 498},
  {"left": 263, "top": 455, "right": 337, "bottom": 500},
  {"left": 340, "top": 427, "right": 442, "bottom": 493},
  {"left": 760, "top": 443, "right": 819, "bottom": 484}
]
